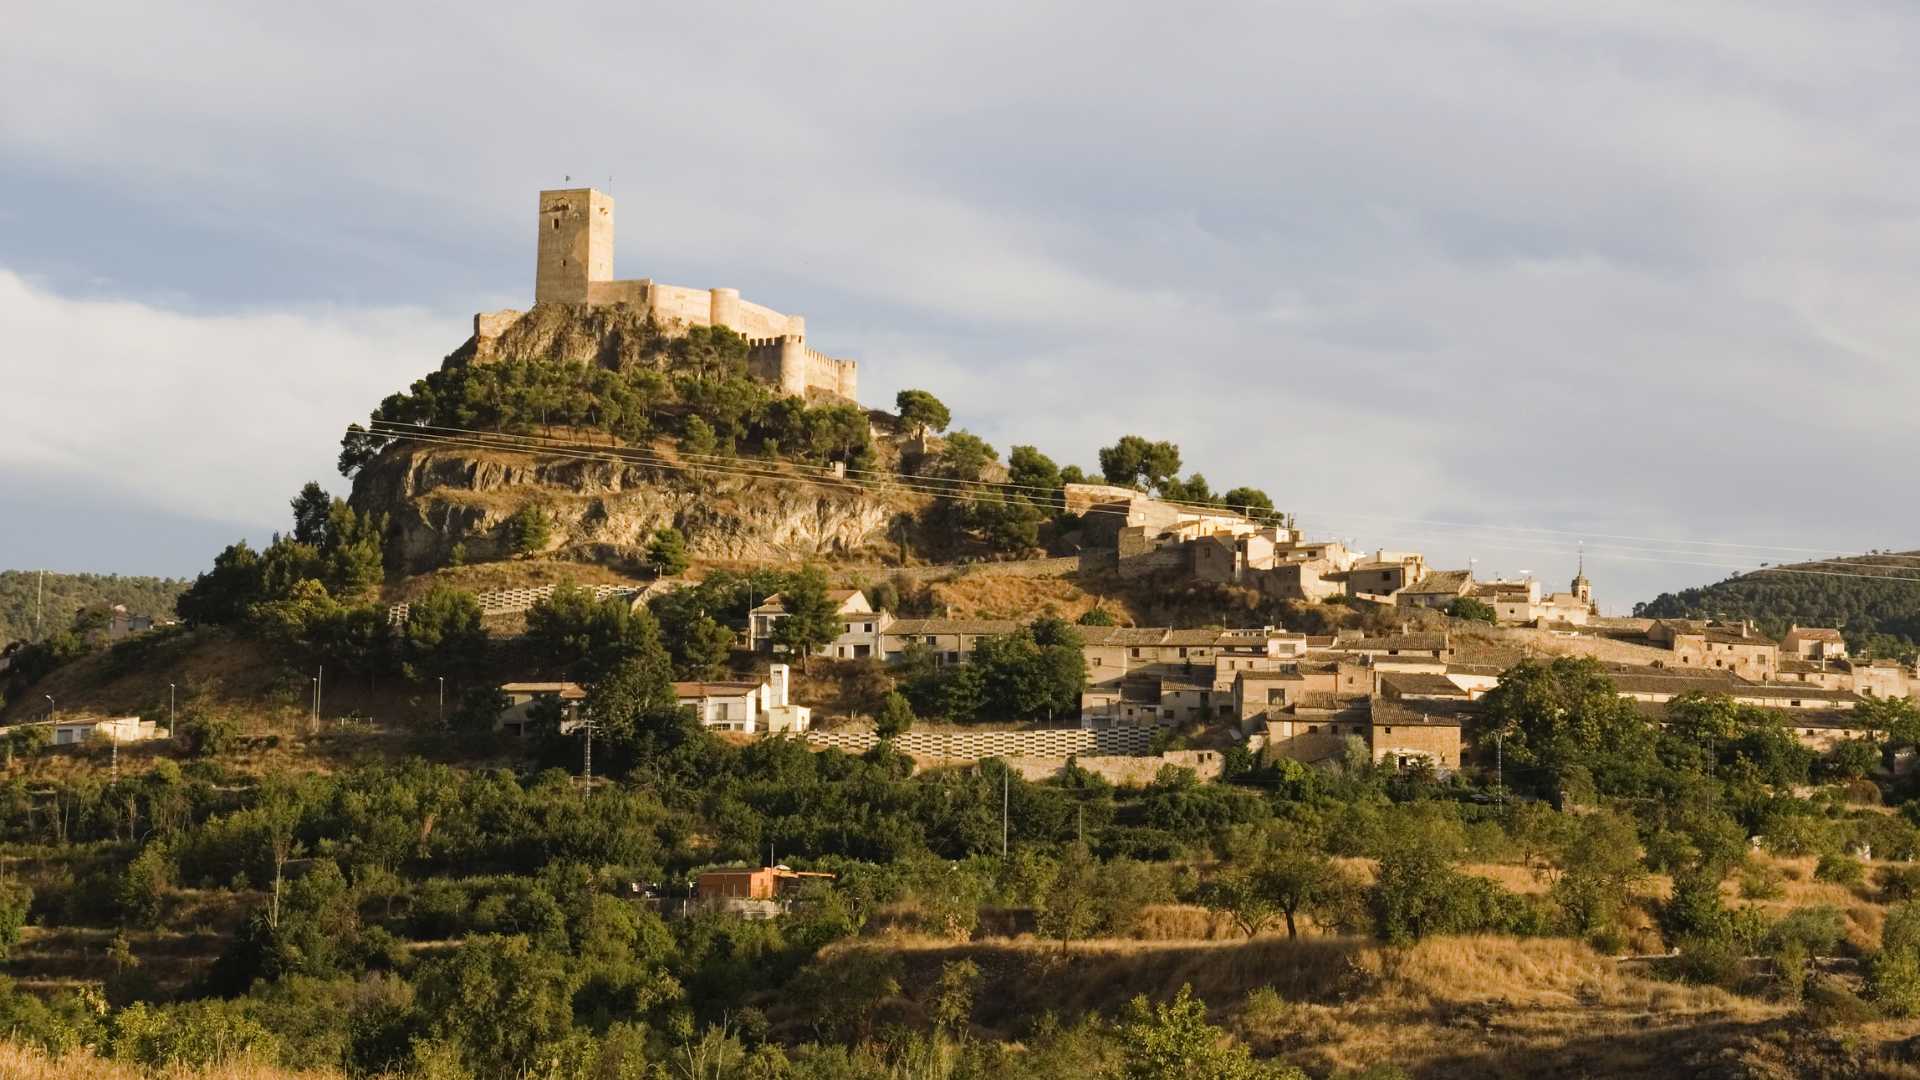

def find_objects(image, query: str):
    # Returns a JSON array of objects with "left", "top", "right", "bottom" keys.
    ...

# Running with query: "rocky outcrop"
[{"left": 352, "top": 445, "right": 915, "bottom": 574}]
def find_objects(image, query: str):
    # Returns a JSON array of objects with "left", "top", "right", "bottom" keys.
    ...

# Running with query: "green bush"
[{"left": 1813, "top": 853, "right": 1865, "bottom": 889}]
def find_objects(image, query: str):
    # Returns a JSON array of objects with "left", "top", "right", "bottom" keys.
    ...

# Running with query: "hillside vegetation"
[
  {"left": 0, "top": 571, "right": 185, "bottom": 646},
  {"left": 1636, "top": 553, "right": 1920, "bottom": 660}
]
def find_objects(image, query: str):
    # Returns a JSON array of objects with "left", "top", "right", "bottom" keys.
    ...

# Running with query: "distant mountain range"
[{"left": 1635, "top": 552, "right": 1920, "bottom": 660}]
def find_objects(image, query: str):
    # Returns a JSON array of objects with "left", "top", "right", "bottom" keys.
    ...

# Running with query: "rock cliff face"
[{"left": 352, "top": 445, "right": 914, "bottom": 574}]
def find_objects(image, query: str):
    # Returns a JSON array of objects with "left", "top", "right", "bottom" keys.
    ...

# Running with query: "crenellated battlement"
[{"left": 474, "top": 187, "right": 858, "bottom": 402}]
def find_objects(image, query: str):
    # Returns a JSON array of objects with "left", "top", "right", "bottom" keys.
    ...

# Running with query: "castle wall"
[
  {"left": 584, "top": 279, "right": 647, "bottom": 306},
  {"left": 648, "top": 283, "right": 712, "bottom": 327},
  {"left": 523, "top": 187, "right": 858, "bottom": 401},
  {"left": 474, "top": 309, "right": 524, "bottom": 340}
]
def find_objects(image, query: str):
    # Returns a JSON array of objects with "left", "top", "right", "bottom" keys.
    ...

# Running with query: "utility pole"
[
  {"left": 34, "top": 569, "right": 44, "bottom": 641},
  {"left": 1001, "top": 765, "right": 1009, "bottom": 858},
  {"left": 578, "top": 703, "right": 592, "bottom": 787},
  {"left": 168, "top": 683, "right": 175, "bottom": 740},
  {"left": 316, "top": 665, "right": 324, "bottom": 729},
  {"left": 110, "top": 735, "right": 118, "bottom": 784},
  {"left": 1495, "top": 729, "right": 1504, "bottom": 802}
]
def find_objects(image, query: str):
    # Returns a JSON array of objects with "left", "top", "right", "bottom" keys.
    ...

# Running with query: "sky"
[{"left": 4, "top": 1, "right": 1919, "bottom": 611}]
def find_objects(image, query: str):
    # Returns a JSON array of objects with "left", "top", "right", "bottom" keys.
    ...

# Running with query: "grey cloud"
[{"left": 4, "top": 2, "right": 1919, "bottom": 606}]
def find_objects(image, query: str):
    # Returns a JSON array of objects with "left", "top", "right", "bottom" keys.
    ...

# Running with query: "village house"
[
  {"left": 1782, "top": 626, "right": 1848, "bottom": 662},
  {"left": 674, "top": 664, "right": 809, "bottom": 734},
  {"left": 50, "top": 716, "right": 160, "bottom": 746},
  {"left": 1396, "top": 569, "right": 1473, "bottom": 610},
  {"left": 1656, "top": 620, "right": 1780, "bottom": 681},
  {"left": 495, "top": 681, "right": 588, "bottom": 737},
  {"left": 747, "top": 589, "right": 874, "bottom": 653},
  {"left": 694, "top": 865, "right": 837, "bottom": 918},
  {"left": 1347, "top": 551, "right": 1428, "bottom": 598},
  {"left": 1253, "top": 699, "right": 1464, "bottom": 775},
  {"left": 879, "top": 618, "right": 1023, "bottom": 665}
]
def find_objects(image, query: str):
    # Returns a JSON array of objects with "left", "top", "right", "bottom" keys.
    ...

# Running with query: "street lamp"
[
  {"left": 437, "top": 676, "right": 445, "bottom": 729},
  {"left": 168, "top": 683, "right": 176, "bottom": 739},
  {"left": 44, "top": 694, "right": 54, "bottom": 721}
]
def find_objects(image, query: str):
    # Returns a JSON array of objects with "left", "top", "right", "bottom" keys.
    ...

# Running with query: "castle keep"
[{"left": 473, "top": 187, "right": 858, "bottom": 401}]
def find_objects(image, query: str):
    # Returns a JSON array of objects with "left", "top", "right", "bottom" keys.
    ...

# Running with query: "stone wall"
[
  {"left": 803, "top": 726, "right": 1155, "bottom": 760},
  {"left": 386, "top": 582, "right": 645, "bottom": 626},
  {"left": 1001, "top": 750, "right": 1225, "bottom": 785}
]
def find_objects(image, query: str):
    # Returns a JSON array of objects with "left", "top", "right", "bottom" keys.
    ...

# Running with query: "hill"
[
  {"left": 0, "top": 570, "right": 185, "bottom": 646},
  {"left": 1635, "top": 552, "right": 1920, "bottom": 660}
]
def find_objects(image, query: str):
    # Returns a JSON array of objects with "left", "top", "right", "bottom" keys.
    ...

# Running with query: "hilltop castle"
[{"left": 471, "top": 187, "right": 858, "bottom": 401}]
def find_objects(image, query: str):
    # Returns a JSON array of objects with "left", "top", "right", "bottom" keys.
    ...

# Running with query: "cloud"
[
  {"left": 5, "top": 2, "right": 1920, "bottom": 604},
  {"left": 0, "top": 270, "right": 456, "bottom": 536}
]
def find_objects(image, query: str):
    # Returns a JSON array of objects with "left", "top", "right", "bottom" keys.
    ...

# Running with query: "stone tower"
[
  {"left": 535, "top": 188, "right": 614, "bottom": 304},
  {"left": 1571, "top": 550, "right": 1593, "bottom": 607}
]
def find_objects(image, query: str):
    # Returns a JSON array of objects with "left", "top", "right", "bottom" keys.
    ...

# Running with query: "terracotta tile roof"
[
  {"left": 673, "top": 681, "right": 763, "bottom": 698},
  {"left": 1784, "top": 627, "right": 1846, "bottom": 643},
  {"left": 1368, "top": 699, "right": 1472, "bottom": 727},
  {"left": 884, "top": 618, "right": 1023, "bottom": 637},
  {"left": 1381, "top": 672, "right": 1470, "bottom": 698},
  {"left": 500, "top": 681, "right": 586, "bottom": 698},
  {"left": 1400, "top": 570, "right": 1473, "bottom": 596}
]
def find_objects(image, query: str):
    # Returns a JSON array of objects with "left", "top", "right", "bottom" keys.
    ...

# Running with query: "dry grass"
[
  {"left": 0, "top": 1042, "right": 338, "bottom": 1079},
  {"left": 814, "top": 933, "right": 1895, "bottom": 1078}
]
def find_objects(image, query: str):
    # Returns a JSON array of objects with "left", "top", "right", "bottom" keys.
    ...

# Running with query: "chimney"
[{"left": 768, "top": 663, "right": 790, "bottom": 708}]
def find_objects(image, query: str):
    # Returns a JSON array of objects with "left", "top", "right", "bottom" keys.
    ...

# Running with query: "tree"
[
  {"left": 930, "top": 958, "right": 980, "bottom": 1037},
  {"left": 1446, "top": 596, "right": 1496, "bottom": 624},
  {"left": 1098, "top": 435, "right": 1182, "bottom": 493},
  {"left": 1548, "top": 810, "right": 1646, "bottom": 941},
  {"left": 400, "top": 584, "right": 488, "bottom": 683},
  {"left": 1007, "top": 445, "right": 1063, "bottom": 498},
  {"left": 770, "top": 568, "right": 839, "bottom": 673},
  {"left": 1038, "top": 842, "right": 1103, "bottom": 950},
  {"left": 1114, "top": 984, "right": 1298, "bottom": 1080},
  {"left": 895, "top": 389, "right": 951, "bottom": 438},
  {"left": 646, "top": 527, "right": 691, "bottom": 576},
  {"left": 527, "top": 584, "right": 664, "bottom": 684},
  {"left": 1221, "top": 486, "right": 1274, "bottom": 515},
  {"left": 1477, "top": 657, "right": 1653, "bottom": 797},
  {"left": 414, "top": 935, "right": 579, "bottom": 1077},
  {"left": 1077, "top": 608, "right": 1117, "bottom": 627},
  {"left": 1368, "top": 824, "right": 1467, "bottom": 945},
  {"left": 0, "top": 880, "right": 31, "bottom": 961},
  {"left": 934, "top": 431, "right": 997, "bottom": 482},
  {"left": 1204, "top": 827, "right": 1334, "bottom": 940},
  {"left": 877, "top": 692, "right": 915, "bottom": 739},
  {"left": 321, "top": 500, "right": 386, "bottom": 597},
  {"left": 175, "top": 542, "right": 264, "bottom": 626},
  {"left": 506, "top": 506, "right": 554, "bottom": 558},
  {"left": 289, "top": 482, "right": 332, "bottom": 546}
]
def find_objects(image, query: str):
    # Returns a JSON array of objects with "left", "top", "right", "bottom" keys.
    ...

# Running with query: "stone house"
[
  {"left": 1396, "top": 570, "right": 1473, "bottom": 610},
  {"left": 1348, "top": 552, "right": 1427, "bottom": 598},
  {"left": 1664, "top": 622, "right": 1779, "bottom": 681},
  {"left": 1260, "top": 560, "right": 1345, "bottom": 602},
  {"left": 1366, "top": 701, "right": 1464, "bottom": 772},
  {"left": 879, "top": 618, "right": 1023, "bottom": 665},
  {"left": 1378, "top": 672, "right": 1476, "bottom": 703},
  {"left": 1782, "top": 626, "right": 1848, "bottom": 661}
]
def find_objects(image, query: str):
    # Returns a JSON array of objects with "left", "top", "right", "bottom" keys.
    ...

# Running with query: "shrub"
[
  {"left": 1737, "top": 863, "right": 1784, "bottom": 901},
  {"left": 1668, "top": 935, "right": 1743, "bottom": 988},
  {"left": 1813, "top": 853, "right": 1865, "bottom": 889},
  {"left": 1881, "top": 866, "right": 1920, "bottom": 903},
  {"left": 1870, "top": 947, "right": 1920, "bottom": 1017},
  {"left": 505, "top": 506, "right": 554, "bottom": 557}
]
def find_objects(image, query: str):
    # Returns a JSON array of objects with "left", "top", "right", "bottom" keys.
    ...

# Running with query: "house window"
[
  {"left": 1131, "top": 648, "right": 1142, "bottom": 658},
  {"left": 1179, "top": 647, "right": 1188, "bottom": 658},
  {"left": 1384, "top": 727, "right": 1394, "bottom": 734},
  {"left": 1307, "top": 725, "right": 1319, "bottom": 733}
]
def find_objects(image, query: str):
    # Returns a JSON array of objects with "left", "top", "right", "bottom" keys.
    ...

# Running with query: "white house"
[
  {"left": 674, "top": 664, "right": 810, "bottom": 734},
  {"left": 748, "top": 590, "right": 874, "bottom": 653},
  {"left": 52, "top": 716, "right": 159, "bottom": 746},
  {"left": 495, "top": 681, "right": 587, "bottom": 737}
]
